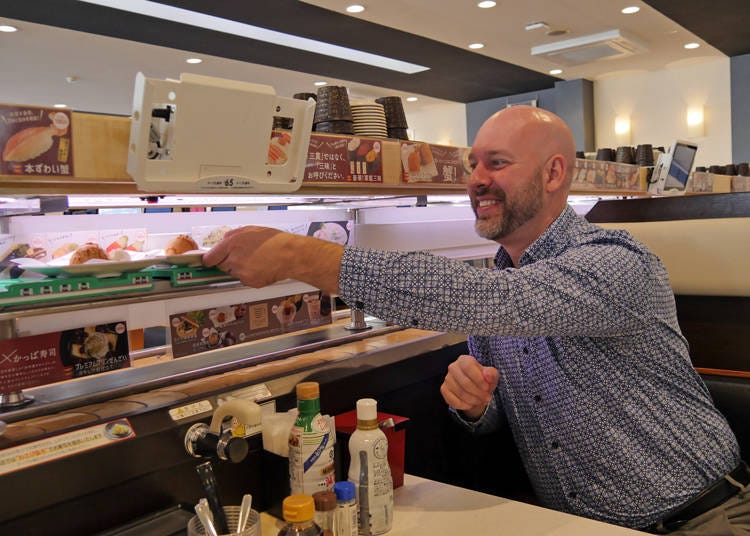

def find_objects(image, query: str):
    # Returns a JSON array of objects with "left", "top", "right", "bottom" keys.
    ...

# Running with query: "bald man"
[{"left": 204, "top": 107, "right": 748, "bottom": 533}]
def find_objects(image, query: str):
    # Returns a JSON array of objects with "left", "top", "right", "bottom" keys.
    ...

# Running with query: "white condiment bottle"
[
  {"left": 347, "top": 398, "right": 393, "bottom": 535},
  {"left": 289, "top": 382, "right": 336, "bottom": 495}
]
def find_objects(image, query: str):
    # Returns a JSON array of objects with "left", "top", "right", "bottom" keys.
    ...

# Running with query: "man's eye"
[
  {"left": 489, "top": 159, "right": 505, "bottom": 168},
  {"left": 468, "top": 161, "right": 478, "bottom": 170}
]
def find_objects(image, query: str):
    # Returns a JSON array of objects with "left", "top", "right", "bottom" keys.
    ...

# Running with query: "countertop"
[{"left": 261, "top": 474, "right": 644, "bottom": 535}]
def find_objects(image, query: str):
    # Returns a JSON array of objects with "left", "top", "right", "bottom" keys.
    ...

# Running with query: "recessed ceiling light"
[
  {"left": 77, "top": 0, "right": 429, "bottom": 74},
  {"left": 186, "top": 57, "right": 202, "bottom": 64},
  {"left": 0, "top": 25, "right": 18, "bottom": 32},
  {"left": 346, "top": 4, "right": 365, "bottom": 13},
  {"left": 549, "top": 69, "right": 563, "bottom": 75},
  {"left": 468, "top": 43, "right": 485, "bottom": 50},
  {"left": 621, "top": 6, "right": 640, "bottom": 14},
  {"left": 684, "top": 42, "right": 700, "bottom": 49},
  {"left": 525, "top": 21, "right": 549, "bottom": 31},
  {"left": 406, "top": 97, "right": 418, "bottom": 102},
  {"left": 477, "top": 1, "right": 496, "bottom": 7},
  {"left": 53, "top": 104, "right": 68, "bottom": 108},
  {"left": 314, "top": 81, "right": 328, "bottom": 86}
]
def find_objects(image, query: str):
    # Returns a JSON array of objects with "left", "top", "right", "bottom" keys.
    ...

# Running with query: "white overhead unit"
[{"left": 531, "top": 29, "right": 647, "bottom": 66}]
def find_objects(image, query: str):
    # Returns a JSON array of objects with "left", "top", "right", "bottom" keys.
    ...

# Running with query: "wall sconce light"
[
  {"left": 686, "top": 106, "right": 705, "bottom": 137},
  {"left": 614, "top": 116, "right": 631, "bottom": 145}
]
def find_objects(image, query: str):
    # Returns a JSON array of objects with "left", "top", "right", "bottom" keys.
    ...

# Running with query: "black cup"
[
  {"left": 635, "top": 144, "right": 654, "bottom": 166},
  {"left": 314, "top": 120, "right": 354, "bottom": 135},
  {"left": 376, "top": 96, "right": 408, "bottom": 129},
  {"left": 615, "top": 146, "right": 635, "bottom": 164},
  {"left": 737, "top": 163, "right": 750, "bottom": 176},
  {"left": 595, "top": 148, "right": 615, "bottom": 162},
  {"left": 724, "top": 164, "right": 738, "bottom": 176},
  {"left": 708, "top": 165, "right": 725, "bottom": 174}
]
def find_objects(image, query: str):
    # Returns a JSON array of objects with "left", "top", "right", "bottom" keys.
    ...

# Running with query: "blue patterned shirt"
[{"left": 338, "top": 205, "right": 739, "bottom": 529}]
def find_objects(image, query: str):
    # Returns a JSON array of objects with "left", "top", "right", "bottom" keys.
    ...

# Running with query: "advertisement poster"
[
  {"left": 303, "top": 134, "right": 383, "bottom": 183},
  {"left": 307, "top": 221, "right": 352, "bottom": 245},
  {"left": 0, "top": 104, "right": 74, "bottom": 177},
  {"left": 170, "top": 291, "right": 333, "bottom": 359},
  {"left": 400, "top": 141, "right": 470, "bottom": 184},
  {"left": 170, "top": 303, "right": 248, "bottom": 359},
  {"left": 0, "top": 321, "right": 130, "bottom": 391},
  {"left": 58, "top": 322, "right": 131, "bottom": 378},
  {"left": 571, "top": 159, "right": 641, "bottom": 190}
]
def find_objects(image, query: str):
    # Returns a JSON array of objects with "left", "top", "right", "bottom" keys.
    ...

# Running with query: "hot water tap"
[{"left": 184, "top": 398, "right": 261, "bottom": 463}]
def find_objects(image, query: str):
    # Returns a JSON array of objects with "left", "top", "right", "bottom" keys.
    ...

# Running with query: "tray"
[
  {"left": 12, "top": 257, "right": 164, "bottom": 278},
  {"left": 163, "top": 252, "right": 205, "bottom": 267}
]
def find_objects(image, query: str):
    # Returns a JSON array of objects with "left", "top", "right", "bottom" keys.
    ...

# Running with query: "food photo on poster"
[
  {"left": 58, "top": 322, "right": 131, "bottom": 378},
  {"left": 0, "top": 104, "right": 74, "bottom": 177},
  {"left": 307, "top": 221, "right": 352, "bottom": 245},
  {"left": 400, "top": 141, "right": 470, "bottom": 184}
]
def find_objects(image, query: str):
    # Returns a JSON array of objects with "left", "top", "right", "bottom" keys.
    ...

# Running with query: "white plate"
[{"left": 12, "top": 257, "right": 165, "bottom": 278}]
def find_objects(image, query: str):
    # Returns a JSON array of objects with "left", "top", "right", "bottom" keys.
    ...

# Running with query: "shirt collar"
[{"left": 494, "top": 205, "right": 578, "bottom": 268}]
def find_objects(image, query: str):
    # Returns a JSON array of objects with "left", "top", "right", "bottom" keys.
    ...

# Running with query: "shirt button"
[
  {"left": 355, "top": 300, "right": 364, "bottom": 309},
  {"left": 522, "top": 347, "right": 529, "bottom": 354},
  {"left": 551, "top": 441, "right": 560, "bottom": 449},
  {"left": 568, "top": 491, "right": 577, "bottom": 499},
  {"left": 411, "top": 318, "right": 419, "bottom": 326},
  {"left": 533, "top": 395, "right": 542, "bottom": 403}
]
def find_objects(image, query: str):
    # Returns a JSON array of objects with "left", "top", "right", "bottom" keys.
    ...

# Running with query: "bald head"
[{"left": 476, "top": 106, "right": 577, "bottom": 189}]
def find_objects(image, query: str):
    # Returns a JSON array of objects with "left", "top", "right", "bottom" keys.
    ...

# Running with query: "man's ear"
[{"left": 543, "top": 154, "right": 567, "bottom": 193}]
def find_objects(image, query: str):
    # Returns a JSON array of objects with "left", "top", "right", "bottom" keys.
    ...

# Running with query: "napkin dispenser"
[{"left": 127, "top": 72, "right": 314, "bottom": 193}]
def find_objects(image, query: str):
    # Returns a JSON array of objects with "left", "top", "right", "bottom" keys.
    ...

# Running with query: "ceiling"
[{"left": 0, "top": 0, "right": 748, "bottom": 117}]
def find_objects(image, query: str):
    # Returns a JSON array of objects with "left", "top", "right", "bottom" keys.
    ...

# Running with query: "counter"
[{"left": 261, "top": 474, "right": 643, "bottom": 535}]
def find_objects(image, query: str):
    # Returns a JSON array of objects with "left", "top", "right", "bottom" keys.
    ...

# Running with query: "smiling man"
[{"left": 204, "top": 106, "right": 749, "bottom": 533}]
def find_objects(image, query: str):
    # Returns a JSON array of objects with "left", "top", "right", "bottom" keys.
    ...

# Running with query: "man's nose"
[{"left": 468, "top": 161, "right": 490, "bottom": 188}]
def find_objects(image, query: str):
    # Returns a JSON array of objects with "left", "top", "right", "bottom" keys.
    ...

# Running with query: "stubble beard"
[{"left": 473, "top": 175, "right": 544, "bottom": 241}]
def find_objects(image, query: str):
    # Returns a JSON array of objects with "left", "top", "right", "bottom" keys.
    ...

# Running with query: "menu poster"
[
  {"left": 0, "top": 321, "right": 130, "bottom": 391},
  {"left": 307, "top": 221, "right": 353, "bottom": 245},
  {"left": 192, "top": 224, "right": 239, "bottom": 248},
  {"left": 247, "top": 291, "right": 333, "bottom": 338},
  {"left": 42, "top": 230, "right": 96, "bottom": 262},
  {"left": 98, "top": 228, "right": 147, "bottom": 255},
  {"left": 571, "top": 159, "right": 641, "bottom": 190},
  {"left": 0, "top": 104, "right": 74, "bottom": 177},
  {"left": 304, "top": 134, "right": 383, "bottom": 183},
  {"left": 401, "top": 141, "right": 470, "bottom": 184},
  {"left": 170, "top": 304, "right": 248, "bottom": 359},
  {"left": 59, "top": 322, "right": 131, "bottom": 378},
  {"left": 170, "top": 292, "right": 333, "bottom": 358}
]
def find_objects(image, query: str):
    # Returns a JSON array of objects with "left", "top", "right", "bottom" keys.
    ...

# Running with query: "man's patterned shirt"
[{"left": 338, "top": 205, "right": 739, "bottom": 529}]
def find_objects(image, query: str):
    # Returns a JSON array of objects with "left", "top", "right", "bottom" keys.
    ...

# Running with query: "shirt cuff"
[{"left": 450, "top": 396, "right": 496, "bottom": 430}]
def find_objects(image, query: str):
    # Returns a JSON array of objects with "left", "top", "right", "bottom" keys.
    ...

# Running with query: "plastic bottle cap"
[
  {"left": 282, "top": 494, "right": 315, "bottom": 522},
  {"left": 356, "top": 398, "right": 378, "bottom": 421},
  {"left": 296, "top": 382, "right": 319, "bottom": 400},
  {"left": 313, "top": 490, "right": 337, "bottom": 511},
  {"left": 333, "top": 481, "right": 356, "bottom": 502}
]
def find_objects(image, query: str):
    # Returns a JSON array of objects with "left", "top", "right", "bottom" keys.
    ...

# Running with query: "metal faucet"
[{"left": 184, "top": 398, "right": 261, "bottom": 463}]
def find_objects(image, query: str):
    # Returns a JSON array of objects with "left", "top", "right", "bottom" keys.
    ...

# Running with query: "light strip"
[{"left": 77, "top": 0, "right": 430, "bottom": 74}]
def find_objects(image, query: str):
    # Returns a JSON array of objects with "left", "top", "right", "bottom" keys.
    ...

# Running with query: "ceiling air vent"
[{"left": 531, "top": 29, "right": 647, "bottom": 66}]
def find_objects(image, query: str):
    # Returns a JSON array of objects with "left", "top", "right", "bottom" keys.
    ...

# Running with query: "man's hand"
[
  {"left": 440, "top": 354, "right": 499, "bottom": 420},
  {"left": 202, "top": 226, "right": 344, "bottom": 293}
]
